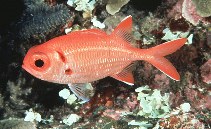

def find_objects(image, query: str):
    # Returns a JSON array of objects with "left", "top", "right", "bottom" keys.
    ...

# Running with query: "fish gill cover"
[{"left": 15, "top": 0, "right": 72, "bottom": 40}]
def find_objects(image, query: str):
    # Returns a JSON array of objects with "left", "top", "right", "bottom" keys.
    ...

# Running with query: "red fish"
[{"left": 22, "top": 16, "right": 187, "bottom": 101}]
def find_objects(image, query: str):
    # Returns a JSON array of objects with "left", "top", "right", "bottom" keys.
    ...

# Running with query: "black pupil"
[{"left": 35, "top": 59, "right": 44, "bottom": 67}]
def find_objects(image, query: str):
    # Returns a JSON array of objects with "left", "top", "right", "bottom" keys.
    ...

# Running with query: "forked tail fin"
[
  {"left": 142, "top": 38, "right": 187, "bottom": 81},
  {"left": 110, "top": 15, "right": 186, "bottom": 81}
]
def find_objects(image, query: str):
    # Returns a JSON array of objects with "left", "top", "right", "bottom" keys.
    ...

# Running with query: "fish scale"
[
  {"left": 62, "top": 40, "right": 133, "bottom": 83},
  {"left": 22, "top": 16, "right": 187, "bottom": 101}
]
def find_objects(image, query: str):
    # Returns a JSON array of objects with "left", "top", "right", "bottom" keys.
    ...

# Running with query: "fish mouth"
[
  {"left": 22, "top": 64, "right": 26, "bottom": 70},
  {"left": 22, "top": 64, "right": 31, "bottom": 73},
  {"left": 22, "top": 64, "right": 43, "bottom": 79}
]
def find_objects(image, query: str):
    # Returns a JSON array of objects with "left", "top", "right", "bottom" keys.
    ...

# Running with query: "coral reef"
[
  {"left": 67, "top": 0, "right": 96, "bottom": 12},
  {"left": 154, "top": 104, "right": 205, "bottom": 129},
  {"left": 192, "top": 0, "right": 211, "bottom": 17},
  {"left": 106, "top": 0, "right": 130, "bottom": 15},
  {"left": 0, "top": 0, "right": 211, "bottom": 128},
  {"left": 0, "top": 118, "right": 36, "bottom": 129},
  {"left": 139, "top": 13, "right": 163, "bottom": 44},
  {"left": 135, "top": 85, "right": 171, "bottom": 118},
  {"left": 167, "top": 0, "right": 210, "bottom": 25},
  {"left": 15, "top": 1, "right": 73, "bottom": 40},
  {"left": 200, "top": 59, "right": 211, "bottom": 84},
  {"left": 182, "top": 0, "right": 203, "bottom": 25}
]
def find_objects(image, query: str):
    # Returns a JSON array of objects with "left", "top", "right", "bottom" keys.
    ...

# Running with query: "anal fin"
[
  {"left": 110, "top": 63, "right": 135, "bottom": 85},
  {"left": 68, "top": 83, "right": 94, "bottom": 102}
]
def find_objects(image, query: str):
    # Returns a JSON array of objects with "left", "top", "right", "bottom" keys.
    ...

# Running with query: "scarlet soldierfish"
[{"left": 22, "top": 16, "right": 187, "bottom": 101}]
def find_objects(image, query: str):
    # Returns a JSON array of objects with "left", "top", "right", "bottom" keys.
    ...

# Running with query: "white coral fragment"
[
  {"left": 65, "top": 27, "right": 72, "bottom": 34},
  {"left": 67, "top": 0, "right": 74, "bottom": 6},
  {"left": 62, "top": 114, "right": 81, "bottom": 126},
  {"left": 135, "top": 85, "right": 171, "bottom": 118},
  {"left": 67, "top": 0, "right": 96, "bottom": 12},
  {"left": 106, "top": 0, "right": 130, "bottom": 15},
  {"left": 91, "top": 16, "right": 105, "bottom": 29},
  {"left": 59, "top": 88, "right": 71, "bottom": 99},
  {"left": 59, "top": 88, "right": 77, "bottom": 105},
  {"left": 24, "top": 109, "right": 42, "bottom": 122},
  {"left": 187, "top": 33, "right": 193, "bottom": 45},
  {"left": 162, "top": 28, "right": 193, "bottom": 45},
  {"left": 67, "top": 94, "right": 77, "bottom": 105},
  {"left": 128, "top": 120, "right": 153, "bottom": 129},
  {"left": 180, "top": 102, "right": 191, "bottom": 113}
]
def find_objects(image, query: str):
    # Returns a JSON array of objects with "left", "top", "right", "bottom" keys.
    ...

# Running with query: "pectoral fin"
[{"left": 68, "top": 83, "right": 94, "bottom": 102}]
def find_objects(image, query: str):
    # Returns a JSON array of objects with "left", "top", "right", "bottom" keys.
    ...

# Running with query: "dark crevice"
[{"left": 129, "top": 0, "right": 163, "bottom": 12}]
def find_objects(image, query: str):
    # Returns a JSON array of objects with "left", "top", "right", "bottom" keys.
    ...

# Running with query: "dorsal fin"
[
  {"left": 111, "top": 15, "right": 133, "bottom": 44},
  {"left": 68, "top": 29, "right": 107, "bottom": 37},
  {"left": 82, "top": 29, "right": 107, "bottom": 35},
  {"left": 60, "top": 29, "right": 107, "bottom": 44}
]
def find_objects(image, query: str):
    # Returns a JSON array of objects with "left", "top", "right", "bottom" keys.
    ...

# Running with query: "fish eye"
[
  {"left": 30, "top": 52, "right": 50, "bottom": 72},
  {"left": 35, "top": 59, "right": 44, "bottom": 68}
]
